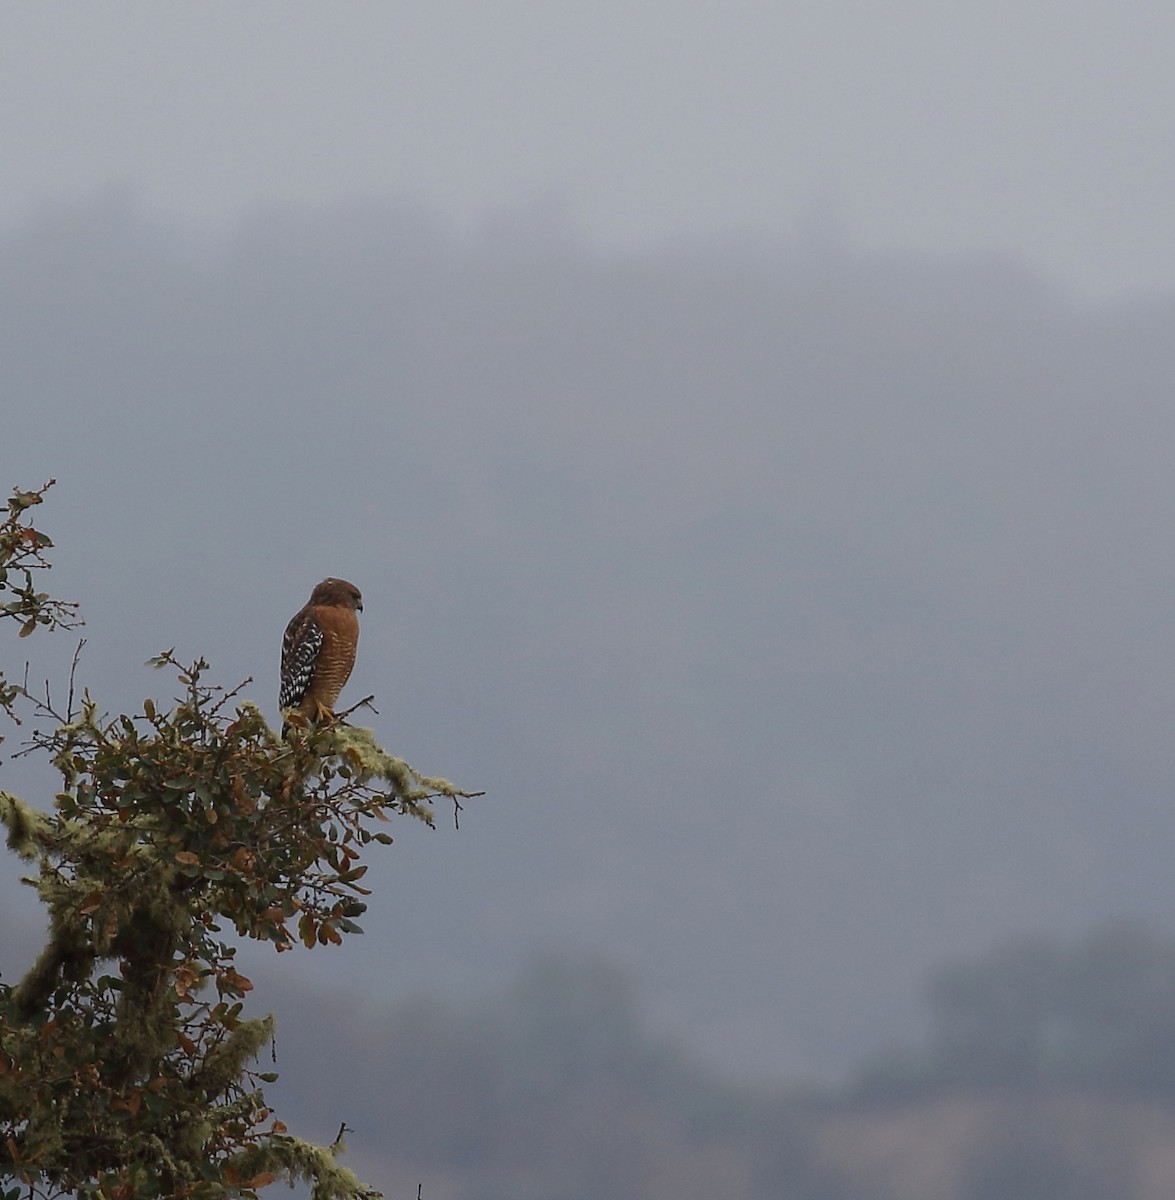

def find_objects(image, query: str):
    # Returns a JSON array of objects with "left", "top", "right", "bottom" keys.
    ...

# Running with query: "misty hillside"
[
  {"left": 5, "top": 198, "right": 1175, "bottom": 1079},
  {"left": 254, "top": 930, "right": 1175, "bottom": 1199}
]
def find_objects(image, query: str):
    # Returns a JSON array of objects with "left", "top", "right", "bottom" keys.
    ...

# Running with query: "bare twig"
[
  {"left": 67, "top": 638, "right": 85, "bottom": 721},
  {"left": 337, "top": 695, "right": 378, "bottom": 721}
]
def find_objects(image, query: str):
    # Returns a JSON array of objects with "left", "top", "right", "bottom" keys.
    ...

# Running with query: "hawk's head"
[{"left": 309, "top": 578, "right": 363, "bottom": 612}]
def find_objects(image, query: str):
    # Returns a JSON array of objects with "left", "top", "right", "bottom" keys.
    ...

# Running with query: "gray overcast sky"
[{"left": 3, "top": 1, "right": 1174, "bottom": 300}]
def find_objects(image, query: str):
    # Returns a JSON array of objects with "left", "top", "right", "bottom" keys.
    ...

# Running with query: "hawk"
[{"left": 280, "top": 577, "right": 363, "bottom": 736}]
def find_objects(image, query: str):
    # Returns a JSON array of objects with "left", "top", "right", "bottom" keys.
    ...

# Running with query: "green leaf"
[{"left": 9, "top": 489, "right": 42, "bottom": 511}]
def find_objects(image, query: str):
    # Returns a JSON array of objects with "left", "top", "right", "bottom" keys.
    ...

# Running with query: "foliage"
[
  {"left": 0, "top": 484, "right": 476, "bottom": 1199},
  {"left": 0, "top": 480, "right": 80, "bottom": 736}
]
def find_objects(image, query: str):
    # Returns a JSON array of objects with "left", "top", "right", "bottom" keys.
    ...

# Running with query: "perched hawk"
[{"left": 280, "top": 577, "right": 363, "bottom": 736}]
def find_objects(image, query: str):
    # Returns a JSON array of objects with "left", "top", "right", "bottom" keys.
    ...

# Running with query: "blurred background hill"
[{"left": 260, "top": 924, "right": 1175, "bottom": 1199}]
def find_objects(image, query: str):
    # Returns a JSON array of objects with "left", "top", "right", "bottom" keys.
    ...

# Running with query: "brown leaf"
[
  {"left": 225, "top": 968, "right": 254, "bottom": 992},
  {"left": 174, "top": 964, "right": 198, "bottom": 999}
]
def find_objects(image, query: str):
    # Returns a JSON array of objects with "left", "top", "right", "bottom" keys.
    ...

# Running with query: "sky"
[
  {"left": 3, "top": 2, "right": 1175, "bottom": 300},
  {"left": 5, "top": 3, "right": 1175, "bottom": 1087}
]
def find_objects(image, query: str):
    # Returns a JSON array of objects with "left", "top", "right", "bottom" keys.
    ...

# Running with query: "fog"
[
  {"left": 5, "top": 195, "right": 1175, "bottom": 1082},
  {"left": 4, "top": 5, "right": 1175, "bottom": 1090},
  {"left": 4, "top": 3, "right": 1175, "bottom": 300}
]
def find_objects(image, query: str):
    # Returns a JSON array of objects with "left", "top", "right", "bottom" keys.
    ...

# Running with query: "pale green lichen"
[{"left": 0, "top": 789, "right": 51, "bottom": 857}]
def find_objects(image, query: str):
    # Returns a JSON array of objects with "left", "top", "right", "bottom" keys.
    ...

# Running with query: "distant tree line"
[
  {"left": 272, "top": 925, "right": 1175, "bottom": 1199},
  {"left": 856, "top": 921, "right": 1175, "bottom": 1101},
  {"left": 271, "top": 954, "right": 865, "bottom": 1200},
  {"left": 281, "top": 926, "right": 1175, "bottom": 1198}
]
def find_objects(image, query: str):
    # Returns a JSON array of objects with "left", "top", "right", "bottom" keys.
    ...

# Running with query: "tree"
[{"left": 0, "top": 482, "right": 476, "bottom": 1199}]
